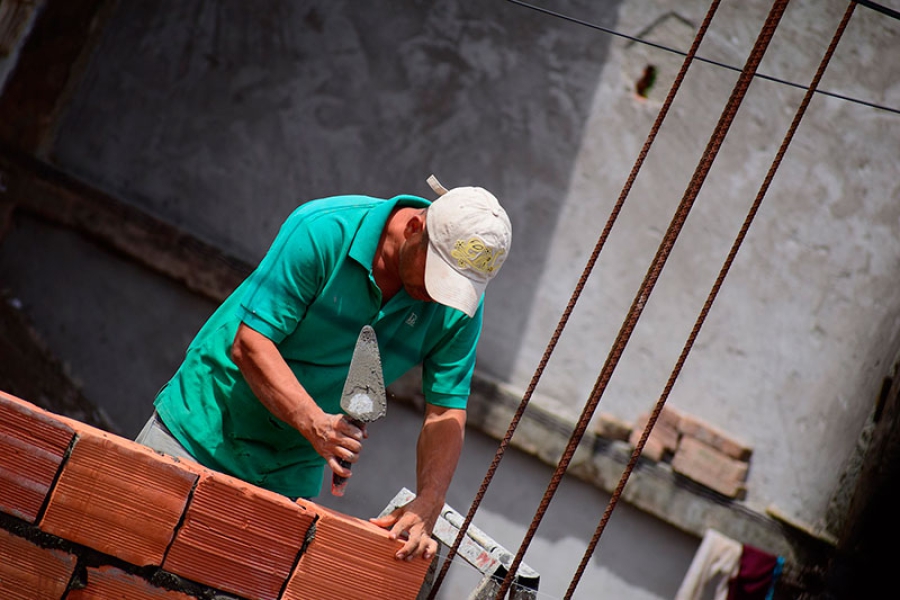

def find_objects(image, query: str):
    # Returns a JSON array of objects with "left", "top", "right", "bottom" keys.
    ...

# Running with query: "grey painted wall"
[{"left": 3, "top": 0, "right": 900, "bottom": 597}]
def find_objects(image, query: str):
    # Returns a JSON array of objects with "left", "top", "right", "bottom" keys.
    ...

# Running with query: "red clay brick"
[
  {"left": 629, "top": 406, "right": 682, "bottom": 460},
  {"left": 284, "top": 505, "right": 431, "bottom": 600},
  {"left": 163, "top": 472, "right": 317, "bottom": 600},
  {"left": 66, "top": 565, "right": 195, "bottom": 600},
  {"left": 672, "top": 436, "right": 749, "bottom": 498},
  {"left": 0, "top": 527, "right": 76, "bottom": 599},
  {"left": 632, "top": 434, "right": 667, "bottom": 462},
  {"left": 39, "top": 422, "right": 197, "bottom": 567},
  {"left": 678, "top": 413, "right": 753, "bottom": 461},
  {"left": 594, "top": 412, "right": 632, "bottom": 442},
  {"left": 0, "top": 390, "right": 75, "bottom": 522}
]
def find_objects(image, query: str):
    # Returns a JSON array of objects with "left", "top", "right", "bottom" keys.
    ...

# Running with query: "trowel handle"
[
  {"left": 331, "top": 417, "right": 363, "bottom": 497},
  {"left": 331, "top": 459, "right": 352, "bottom": 496}
]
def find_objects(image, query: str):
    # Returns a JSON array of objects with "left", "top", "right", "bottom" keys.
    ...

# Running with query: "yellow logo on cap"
[{"left": 451, "top": 237, "right": 506, "bottom": 275}]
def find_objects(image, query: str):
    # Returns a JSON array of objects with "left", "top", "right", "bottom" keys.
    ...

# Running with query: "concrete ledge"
[{"left": 390, "top": 369, "right": 832, "bottom": 564}]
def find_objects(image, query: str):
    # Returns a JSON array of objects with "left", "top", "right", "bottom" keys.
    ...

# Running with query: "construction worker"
[{"left": 135, "top": 175, "right": 512, "bottom": 562}]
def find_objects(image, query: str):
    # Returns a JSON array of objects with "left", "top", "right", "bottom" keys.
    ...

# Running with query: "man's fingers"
[
  {"left": 327, "top": 456, "right": 352, "bottom": 478},
  {"left": 370, "top": 509, "right": 436, "bottom": 560},
  {"left": 341, "top": 447, "right": 359, "bottom": 464},
  {"left": 423, "top": 537, "right": 438, "bottom": 560},
  {"left": 337, "top": 416, "right": 366, "bottom": 441},
  {"left": 369, "top": 511, "right": 399, "bottom": 531},
  {"left": 396, "top": 531, "right": 437, "bottom": 561},
  {"left": 389, "top": 514, "right": 415, "bottom": 540}
]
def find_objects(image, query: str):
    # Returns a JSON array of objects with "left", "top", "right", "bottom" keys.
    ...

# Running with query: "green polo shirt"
[{"left": 154, "top": 194, "right": 483, "bottom": 499}]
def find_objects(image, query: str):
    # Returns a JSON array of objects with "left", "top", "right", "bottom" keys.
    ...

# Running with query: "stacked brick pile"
[
  {"left": 0, "top": 390, "right": 430, "bottom": 600},
  {"left": 597, "top": 406, "right": 753, "bottom": 499}
]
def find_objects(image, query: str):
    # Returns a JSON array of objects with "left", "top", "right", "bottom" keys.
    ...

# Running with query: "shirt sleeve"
[
  {"left": 237, "top": 207, "right": 338, "bottom": 343},
  {"left": 421, "top": 301, "right": 484, "bottom": 409}
]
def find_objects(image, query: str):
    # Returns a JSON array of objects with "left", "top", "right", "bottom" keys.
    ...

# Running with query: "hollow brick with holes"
[
  {"left": 0, "top": 390, "right": 75, "bottom": 523},
  {"left": 284, "top": 504, "right": 432, "bottom": 600},
  {"left": 163, "top": 471, "right": 318, "bottom": 600},
  {"left": 38, "top": 421, "right": 198, "bottom": 567},
  {"left": 0, "top": 526, "right": 77, "bottom": 600}
]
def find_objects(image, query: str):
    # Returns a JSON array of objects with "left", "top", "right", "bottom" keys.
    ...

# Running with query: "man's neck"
[{"left": 373, "top": 207, "right": 411, "bottom": 303}]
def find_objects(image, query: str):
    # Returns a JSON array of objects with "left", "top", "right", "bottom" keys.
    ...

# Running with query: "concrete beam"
[
  {"left": 427, "top": 371, "right": 837, "bottom": 565},
  {"left": 0, "top": 145, "right": 251, "bottom": 303}
]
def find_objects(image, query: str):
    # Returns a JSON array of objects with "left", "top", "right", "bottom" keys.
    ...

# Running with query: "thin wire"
[
  {"left": 854, "top": 0, "right": 900, "bottom": 20},
  {"left": 505, "top": 0, "right": 900, "bottom": 116},
  {"left": 562, "top": 2, "right": 857, "bottom": 598}
]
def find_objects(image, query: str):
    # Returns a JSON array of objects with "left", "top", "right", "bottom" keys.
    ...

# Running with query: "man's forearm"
[
  {"left": 368, "top": 404, "right": 466, "bottom": 561},
  {"left": 231, "top": 323, "right": 364, "bottom": 474},
  {"left": 416, "top": 406, "right": 466, "bottom": 516},
  {"left": 231, "top": 323, "right": 321, "bottom": 434}
]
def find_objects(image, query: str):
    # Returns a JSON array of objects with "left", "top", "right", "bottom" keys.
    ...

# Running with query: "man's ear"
[{"left": 403, "top": 210, "right": 427, "bottom": 239}]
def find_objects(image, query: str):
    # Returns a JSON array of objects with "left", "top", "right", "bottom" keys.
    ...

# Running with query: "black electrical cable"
[
  {"left": 855, "top": 0, "right": 900, "bottom": 21},
  {"left": 506, "top": 0, "right": 900, "bottom": 116}
]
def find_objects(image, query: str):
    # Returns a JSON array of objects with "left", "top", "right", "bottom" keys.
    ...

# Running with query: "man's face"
[{"left": 399, "top": 228, "right": 433, "bottom": 303}]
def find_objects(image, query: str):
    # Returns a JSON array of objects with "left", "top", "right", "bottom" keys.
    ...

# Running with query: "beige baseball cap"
[{"left": 424, "top": 175, "right": 512, "bottom": 317}]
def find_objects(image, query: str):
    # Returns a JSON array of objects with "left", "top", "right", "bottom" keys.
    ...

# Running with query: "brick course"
[
  {"left": 0, "top": 527, "right": 76, "bottom": 600},
  {"left": 66, "top": 566, "right": 195, "bottom": 600},
  {"left": 0, "top": 390, "right": 430, "bottom": 599}
]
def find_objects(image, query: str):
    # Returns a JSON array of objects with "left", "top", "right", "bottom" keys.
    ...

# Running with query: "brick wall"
[{"left": 0, "top": 390, "right": 431, "bottom": 600}]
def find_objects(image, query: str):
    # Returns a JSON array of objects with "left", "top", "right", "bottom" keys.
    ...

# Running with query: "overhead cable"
[{"left": 506, "top": 0, "right": 900, "bottom": 116}]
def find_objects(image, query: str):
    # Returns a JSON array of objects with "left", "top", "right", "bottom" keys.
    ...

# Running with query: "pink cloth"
[{"left": 727, "top": 544, "right": 779, "bottom": 600}]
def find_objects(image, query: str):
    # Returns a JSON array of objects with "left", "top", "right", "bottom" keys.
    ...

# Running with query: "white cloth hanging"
[{"left": 674, "top": 528, "right": 742, "bottom": 600}]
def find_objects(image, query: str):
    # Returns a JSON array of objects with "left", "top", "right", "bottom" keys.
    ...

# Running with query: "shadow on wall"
[{"left": 49, "top": 0, "right": 626, "bottom": 382}]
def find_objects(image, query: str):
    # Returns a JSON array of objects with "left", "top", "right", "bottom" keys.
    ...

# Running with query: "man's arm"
[
  {"left": 370, "top": 404, "right": 466, "bottom": 561},
  {"left": 231, "top": 323, "right": 365, "bottom": 478}
]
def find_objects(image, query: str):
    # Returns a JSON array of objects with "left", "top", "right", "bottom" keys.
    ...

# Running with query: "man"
[{"left": 136, "top": 175, "right": 512, "bottom": 562}]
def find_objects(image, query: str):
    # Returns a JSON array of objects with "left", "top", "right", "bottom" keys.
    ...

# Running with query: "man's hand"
[
  {"left": 369, "top": 496, "right": 439, "bottom": 561},
  {"left": 370, "top": 405, "right": 465, "bottom": 561},
  {"left": 231, "top": 323, "right": 368, "bottom": 478},
  {"left": 308, "top": 413, "right": 367, "bottom": 478}
]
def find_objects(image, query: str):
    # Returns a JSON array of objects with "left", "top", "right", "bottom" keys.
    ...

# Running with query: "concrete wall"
[
  {"left": 2, "top": 0, "right": 899, "bottom": 597},
  {"left": 506, "top": 0, "right": 900, "bottom": 530}
]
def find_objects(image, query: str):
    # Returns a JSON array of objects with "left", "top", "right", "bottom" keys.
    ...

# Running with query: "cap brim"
[{"left": 425, "top": 243, "right": 485, "bottom": 318}]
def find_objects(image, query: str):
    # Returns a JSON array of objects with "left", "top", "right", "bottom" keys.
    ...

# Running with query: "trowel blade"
[{"left": 340, "top": 325, "right": 386, "bottom": 423}]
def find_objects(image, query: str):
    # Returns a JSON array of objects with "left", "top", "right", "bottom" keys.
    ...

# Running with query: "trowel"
[{"left": 331, "top": 324, "right": 387, "bottom": 496}]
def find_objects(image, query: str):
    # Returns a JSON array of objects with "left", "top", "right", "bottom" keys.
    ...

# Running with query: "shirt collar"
[{"left": 348, "top": 194, "right": 431, "bottom": 271}]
